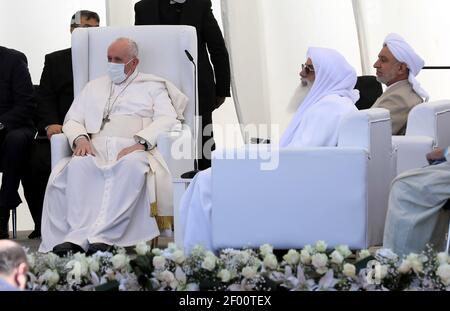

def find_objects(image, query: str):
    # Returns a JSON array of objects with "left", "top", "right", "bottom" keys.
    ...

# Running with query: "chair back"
[
  {"left": 354, "top": 75, "right": 383, "bottom": 110},
  {"left": 406, "top": 100, "right": 450, "bottom": 149},
  {"left": 71, "top": 25, "right": 198, "bottom": 132}
]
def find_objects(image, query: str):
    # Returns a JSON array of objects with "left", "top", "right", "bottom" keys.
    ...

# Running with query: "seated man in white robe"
[
  {"left": 180, "top": 47, "right": 359, "bottom": 253},
  {"left": 383, "top": 147, "right": 450, "bottom": 256},
  {"left": 39, "top": 37, "right": 188, "bottom": 256}
]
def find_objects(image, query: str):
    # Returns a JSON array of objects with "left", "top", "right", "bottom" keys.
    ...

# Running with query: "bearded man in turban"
[
  {"left": 179, "top": 47, "right": 359, "bottom": 253},
  {"left": 372, "top": 33, "right": 428, "bottom": 135}
]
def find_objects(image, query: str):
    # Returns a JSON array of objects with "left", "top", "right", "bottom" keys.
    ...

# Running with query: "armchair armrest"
[
  {"left": 392, "top": 135, "right": 434, "bottom": 175},
  {"left": 50, "top": 133, "right": 71, "bottom": 169},
  {"left": 156, "top": 125, "right": 194, "bottom": 178},
  {"left": 211, "top": 147, "right": 370, "bottom": 250}
]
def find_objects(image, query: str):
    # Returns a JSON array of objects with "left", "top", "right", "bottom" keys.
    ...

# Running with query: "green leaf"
[{"left": 94, "top": 280, "right": 120, "bottom": 291}]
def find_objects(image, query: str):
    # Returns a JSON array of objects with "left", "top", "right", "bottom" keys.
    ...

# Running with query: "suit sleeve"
[
  {"left": 0, "top": 52, "right": 36, "bottom": 129},
  {"left": 202, "top": 0, "right": 231, "bottom": 97},
  {"left": 134, "top": 2, "right": 145, "bottom": 25},
  {"left": 36, "top": 54, "right": 61, "bottom": 130}
]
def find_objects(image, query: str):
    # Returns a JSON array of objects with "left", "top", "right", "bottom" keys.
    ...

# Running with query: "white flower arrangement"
[{"left": 25, "top": 242, "right": 450, "bottom": 291}]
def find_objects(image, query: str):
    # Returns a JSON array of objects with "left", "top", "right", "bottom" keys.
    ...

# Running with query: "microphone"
[
  {"left": 184, "top": 49, "right": 194, "bottom": 62},
  {"left": 181, "top": 49, "right": 200, "bottom": 179}
]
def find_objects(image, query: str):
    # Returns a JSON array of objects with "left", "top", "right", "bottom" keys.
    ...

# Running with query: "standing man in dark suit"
[
  {"left": 135, "top": 0, "right": 231, "bottom": 170},
  {"left": 0, "top": 47, "right": 36, "bottom": 239},
  {"left": 21, "top": 10, "right": 100, "bottom": 239}
]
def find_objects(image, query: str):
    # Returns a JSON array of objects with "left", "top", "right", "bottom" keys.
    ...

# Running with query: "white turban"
[
  {"left": 280, "top": 47, "right": 359, "bottom": 147},
  {"left": 384, "top": 33, "right": 429, "bottom": 101}
]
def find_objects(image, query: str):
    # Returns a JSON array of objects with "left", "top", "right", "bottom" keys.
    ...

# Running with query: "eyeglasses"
[{"left": 301, "top": 63, "right": 315, "bottom": 74}]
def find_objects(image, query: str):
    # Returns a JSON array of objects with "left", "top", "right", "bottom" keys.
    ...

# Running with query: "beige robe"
[
  {"left": 371, "top": 80, "right": 423, "bottom": 135},
  {"left": 39, "top": 71, "right": 187, "bottom": 252},
  {"left": 383, "top": 160, "right": 450, "bottom": 256}
]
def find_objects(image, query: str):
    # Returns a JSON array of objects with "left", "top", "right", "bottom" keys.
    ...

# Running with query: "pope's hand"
[
  {"left": 74, "top": 137, "right": 95, "bottom": 157},
  {"left": 117, "top": 143, "right": 145, "bottom": 161}
]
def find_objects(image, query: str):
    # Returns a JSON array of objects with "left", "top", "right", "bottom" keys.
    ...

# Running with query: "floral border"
[{"left": 26, "top": 241, "right": 450, "bottom": 291}]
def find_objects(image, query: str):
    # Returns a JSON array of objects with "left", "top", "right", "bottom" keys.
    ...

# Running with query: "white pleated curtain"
[{"left": 221, "top": 0, "right": 450, "bottom": 144}]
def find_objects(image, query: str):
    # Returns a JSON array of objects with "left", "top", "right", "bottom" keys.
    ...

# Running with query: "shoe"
[
  {"left": 52, "top": 242, "right": 85, "bottom": 257},
  {"left": 87, "top": 243, "right": 113, "bottom": 256},
  {"left": 28, "top": 229, "right": 41, "bottom": 239},
  {"left": 0, "top": 209, "right": 10, "bottom": 239}
]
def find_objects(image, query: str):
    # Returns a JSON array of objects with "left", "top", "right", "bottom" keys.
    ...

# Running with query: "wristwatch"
[{"left": 138, "top": 139, "right": 149, "bottom": 151}]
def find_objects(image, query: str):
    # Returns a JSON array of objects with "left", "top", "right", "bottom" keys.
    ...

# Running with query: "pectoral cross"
[{"left": 101, "top": 116, "right": 110, "bottom": 130}]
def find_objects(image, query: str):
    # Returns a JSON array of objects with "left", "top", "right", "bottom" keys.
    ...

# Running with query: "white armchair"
[
  {"left": 50, "top": 26, "right": 198, "bottom": 179},
  {"left": 393, "top": 100, "right": 450, "bottom": 175},
  {"left": 209, "top": 108, "right": 394, "bottom": 250}
]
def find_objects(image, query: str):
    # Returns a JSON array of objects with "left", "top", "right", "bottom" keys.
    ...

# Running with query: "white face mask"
[{"left": 107, "top": 58, "right": 134, "bottom": 84}]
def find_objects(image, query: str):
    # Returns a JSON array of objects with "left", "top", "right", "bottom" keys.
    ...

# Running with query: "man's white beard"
[{"left": 286, "top": 80, "right": 312, "bottom": 113}]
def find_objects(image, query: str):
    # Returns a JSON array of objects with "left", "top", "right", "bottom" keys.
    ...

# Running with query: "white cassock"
[
  {"left": 39, "top": 70, "right": 187, "bottom": 252},
  {"left": 180, "top": 47, "right": 359, "bottom": 253}
]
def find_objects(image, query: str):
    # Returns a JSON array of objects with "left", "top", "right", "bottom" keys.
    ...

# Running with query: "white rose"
[
  {"left": 398, "top": 260, "right": 412, "bottom": 274},
  {"left": 241, "top": 266, "right": 257, "bottom": 279},
  {"left": 217, "top": 269, "right": 231, "bottom": 282},
  {"left": 375, "top": 264, "right": 389, "bottom": 280},
  {"left": 87, "top": 257, "right": 100, "bottom": 273},
  {"left": 437, "top": 264, "right": 450, "bottom": 286},
  {"left": 191, "top": 245, "right": 205, "bottom": 257},
  {"left": 112, "top": 254, "right": 129, "bottom": 270},
  {"left": 283, "top": 249, "right": 300, "bottom": 266},
  {"left": 151, "top": 248, "right": 162, "bottom": 256},
  {"left": 336, "top": 245, "right": 352, "bottom": 258},
  {"left": 42, "top": 269, "right": 60, "bottom": 287},
  {"left": 167, "top": 242, "right": 178, "bottom": 252},
  {"left": 330, "top": 250, "right": 344, "bottom": 265},
  {"left": 437, "top": 252, "right": 449, "bottom": 265},
  {"left": 315, "top": 241, "right": 327, "bottom": 253},
  {"left": 406, "top": 254, "right": 423, "bottom": 273},
  {"left": 45, "top": 253, "right": 60, "bottom": 269},
  {"left": 410, "top": 259, "right": 423, "bottom": 274},
  {"left": 312, "top": 253, "right": 328, "bottom": 274},
  {"left": 135, "top": 241, "right": 150, "bottom": 256},
  {"left": 300, "top": 249, "right": 311, "bottom": 264},
  {"left": 65, "top": 260, "right": 87, "bottom": 284},
  {"left": 376, "top": 248, "right": 398, "bottom": 261},
  {"left": 70, "top": 260, "right": 89, "bottom": 276},
  {"left": 153, "top": 256, "right": 166, "bottom": 269},
  {"left": 201, "top": 255, "right": 216, "bottom": 271},
  {"left": 171, "top": 250, "right": 186, "bottom": 264},
  {"left": 238, "top": 251, "right": 250, "bottom": 265},
  {"left": 343, "top": 263, "right": 356, "bottom": 278},
  {"left": 303, "top": 245, "right": 313, "bottom": 254},
  {"left": 358, "top": 249, "right": 371, "bottom": 260},
  {"left": 259, "top": 244, "right": 274, "bottom": 257},
  {"left": 159, "top": 270, "right": 175, "bottom": 284},
  {"left": 263, "top": 254, "right": 278, "bottom": 270}
]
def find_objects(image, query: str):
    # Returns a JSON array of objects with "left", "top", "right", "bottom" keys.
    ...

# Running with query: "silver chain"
[{"left": 102, "top": 74, "right": 138, "bottom": 124}]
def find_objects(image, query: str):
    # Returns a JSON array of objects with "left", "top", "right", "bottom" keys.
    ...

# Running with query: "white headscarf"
[
  {"left": 279, "top": 47, "right": 359, "bottom": 147},
  {"left": 384, "top": 33, "right": 429, "bottom": 101}
]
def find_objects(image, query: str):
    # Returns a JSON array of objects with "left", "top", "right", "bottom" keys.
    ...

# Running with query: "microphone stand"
[{"left": 181, "top": 49, "right": 200, "bottom": 179}]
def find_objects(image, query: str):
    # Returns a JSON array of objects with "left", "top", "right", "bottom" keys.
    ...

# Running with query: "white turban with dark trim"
[{"left": 384, "top": 33, "right": 429, "bottom": 101}]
